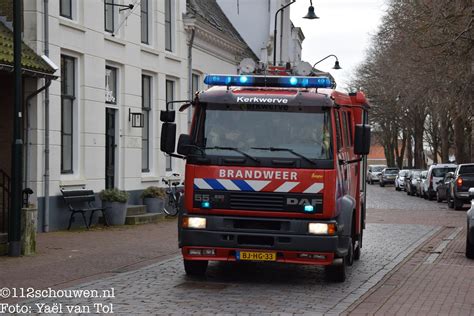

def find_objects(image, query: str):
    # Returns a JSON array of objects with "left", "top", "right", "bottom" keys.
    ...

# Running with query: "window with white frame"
[
  {"left": 61, "top": 55, "right": 75, "bottom": 174},
  {"left": 141, "top": 0, "right": 149, "bottom": 44},
  {"left": 165, "top": 79, "right": 175, "bottom": 171},
  {"left": 164, "top": 0, "right": 173, "bottom": 51},
  {"left": 105, "top": 66, "right": 117, "bottom": 104},
  {"left": 60, "top": 0, "right": 73, "bottom": 19},
  {"left": 142, "top": 75, "right": 152, "bottom": 172},
  {"left": 104, "top": 0, "right": 115, "bottom": 33}
]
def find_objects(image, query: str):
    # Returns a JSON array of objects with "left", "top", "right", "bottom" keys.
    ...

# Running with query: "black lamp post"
[
  {"left": 312, "top": 54, "right": 342, "bottom": 70},
  {"left": 273, "top": 1, "right": 318, "bottom": 66}
]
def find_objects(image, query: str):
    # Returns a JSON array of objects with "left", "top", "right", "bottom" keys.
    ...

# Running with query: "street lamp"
[
  {"left": 312, "top": 54, "right": 342, "bottom": 70},
  {"left": 273, "top": 1, "right": 318, "bottom": 66}
]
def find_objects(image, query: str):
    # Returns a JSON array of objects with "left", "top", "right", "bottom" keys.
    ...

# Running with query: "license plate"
[{"left": 236, "top": 251, "right": 276, "bottom": 261}]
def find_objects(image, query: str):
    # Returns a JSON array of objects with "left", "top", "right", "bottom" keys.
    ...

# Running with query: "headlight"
[
  {"left": 183, "top": 217, "right": 207, "bottom": 229},
  {"left": 308, "top": 223, "right": 336, "bottom": 235}
]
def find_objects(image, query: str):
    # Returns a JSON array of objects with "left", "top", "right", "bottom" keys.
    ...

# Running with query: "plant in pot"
[
  {"left": 99, "top": 188, "right": 129, "bottom": 226},
  {"left": 141, "top": 186, "right": 166, "bottom": 213}
]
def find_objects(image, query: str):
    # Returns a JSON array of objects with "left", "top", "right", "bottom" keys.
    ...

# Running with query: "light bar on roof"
[{"left": 204, "top": 75, "right": 332, "bottom": 89}]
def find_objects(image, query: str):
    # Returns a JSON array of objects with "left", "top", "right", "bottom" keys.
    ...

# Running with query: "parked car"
[
  {"left": 448, "top": 163, "right": 474, "bottom": 210},
  {"left": 465, "top": 188, "right": 474, "bottom": 259},
  {"left": 367, "top": 165, "right": 386, "bottom": 184},
  {"left": 416, "top": 170, "right": 428, "bottom": 197},
  {"left": 436, "top": 172, "right": 454, "bottom": 202},
  {"left": 395, "top": 169, "right": 409, "bottom": 191},
  {"left": 423, "top": 163, "right": 457, "bottom": 200},
  {"left": 405, "top": 170, "right": 421, "bottom": 196},
  {"left": 378, "top": 168, "right": 399, "bottom": 187}
]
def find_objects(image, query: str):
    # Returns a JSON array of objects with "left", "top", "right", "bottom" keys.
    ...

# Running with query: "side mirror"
[
  {"left": 354, "top": 124, "right": 371, "bottom": 155},
  {"left": 160, "top": 110, "right": 176, "bottom": 123},
  {"left": 177, "top": 134, "right": 192, "bottom": 155},
  {"left": 469, "top": 188, "right": 474, "bottom": 200},
  {"left": 160, "top": 122, "right": 176, "bottom": 154}
]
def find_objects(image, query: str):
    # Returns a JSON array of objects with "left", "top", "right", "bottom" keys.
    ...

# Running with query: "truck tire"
[
  {"left": 347, "top": 237, "right": 354, "bottom": 266},
  {"left": 325, "top": 258, "right": 346, "bottom": 283},
  {"left": 454, "top": 196, "right": 464, "bottom": 210},
  {"left": 466, "top": 224, "right": 474, "bottom": 259},
  {"left": 184, "top": 259, "right": 208, "bottom": 276}
]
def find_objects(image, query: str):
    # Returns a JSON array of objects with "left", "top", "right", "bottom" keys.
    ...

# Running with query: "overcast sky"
[{"left": 290, "top": 0, "right": 388, "bottom": 91}]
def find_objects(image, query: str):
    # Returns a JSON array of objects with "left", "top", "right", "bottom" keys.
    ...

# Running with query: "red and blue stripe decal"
[{"left": 194, "top": 178, "right": 323, "bottom": 194}]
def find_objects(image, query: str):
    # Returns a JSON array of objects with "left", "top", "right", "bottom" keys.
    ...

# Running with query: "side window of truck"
[
  {"left": 346, "top": 112, "right": 353, "bottom": 145},
  {"left": 334, "top": 111, "right": 342, "bottom": 151},
  {"left": 341, "top": 112, "right": 350, "bottom": 147}
]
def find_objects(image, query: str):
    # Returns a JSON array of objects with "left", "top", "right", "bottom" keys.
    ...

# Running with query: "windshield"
[
  {"left": 200, "top": 105, "right": 332, "bottom": 160},
  {"left": 372, "top": 166, "right": 384, "bottom": 172},
  {"left": 385, "top": 169, "right": 399, "bottom": 175},
  {"left": 432, "top": 167, "right": 456, "bottom": 177}
]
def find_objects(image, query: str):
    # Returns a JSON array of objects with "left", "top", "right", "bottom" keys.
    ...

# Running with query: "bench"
[{"left": 60, "top": 189, "right": 108, "bottom": 230}]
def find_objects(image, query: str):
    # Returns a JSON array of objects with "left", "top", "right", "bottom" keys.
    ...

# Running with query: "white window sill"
[
  {"left": 140, "top": 45, "right": 159, "bottom": 56},
  {"left": 104, "top": 34, "right": 126, "bottom": 46},
  {"left": 59, "top": 18, "right": 86, "bottom": 33},
  {"left": 164, "top": 53, "right": 182, "bottom": 63}
]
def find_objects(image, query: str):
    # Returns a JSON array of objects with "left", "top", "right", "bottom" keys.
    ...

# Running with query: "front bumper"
[{"left": 179, "top": 214, "right": 350, "bottom": 265}]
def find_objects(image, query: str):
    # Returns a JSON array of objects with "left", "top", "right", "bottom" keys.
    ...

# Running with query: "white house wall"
[{"left": 22, "top": 0, "right": 189, "bottom": 230}]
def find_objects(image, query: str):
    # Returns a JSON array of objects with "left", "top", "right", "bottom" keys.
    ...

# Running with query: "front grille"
[{"left": 230, "top": 192, "right": 285, "bottom": 211}]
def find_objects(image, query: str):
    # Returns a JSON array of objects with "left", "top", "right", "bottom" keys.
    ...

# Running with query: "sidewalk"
[
  {"left": 0, "top": 219, "right": 179, "bottom": 296},
  {"left": 345, "top": 208, "right": 474, "bottom": 315}
]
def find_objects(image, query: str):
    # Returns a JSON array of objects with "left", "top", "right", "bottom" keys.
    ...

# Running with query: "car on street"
[
  {"left": 405, "top": 170, "right": 422, "bottom": 196},
  {"left": 465, "top": 188, "right": 474, "bottom": 258},
  {"left": 436, "top": 172, "right": 454, "bottom": 202},
  {"left": 448, "top": 163, "right": 474, "bottom": 210},
  {"left": 395, "top": 169, "right": 409, "bottom": 191},
  {"left": 423, "top": 163, "right": 457, "bottom": 200},
  {"left": 378, "top": 168, "right": 399, "bottom": 187},
  {"left": 416, "top": 170, "right": 428, "bottom": 197},
  {"left": 367, "top": 165, "right": 386, "bottom": 185}
]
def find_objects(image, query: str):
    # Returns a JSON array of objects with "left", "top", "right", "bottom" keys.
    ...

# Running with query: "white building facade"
[
  {"left": 23, "top": 0, "right": 189, "bottom": 230},
  {"left": 216, "top": 0, "right": 304, "bottom": 65},
  {"left": 16, "top": 0, "right": 258, "bottom": 231}
]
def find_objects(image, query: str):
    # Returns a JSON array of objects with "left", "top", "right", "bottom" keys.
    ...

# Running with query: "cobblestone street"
[{"left": 20, "top": 184, "right": 451, "bottom": 315}]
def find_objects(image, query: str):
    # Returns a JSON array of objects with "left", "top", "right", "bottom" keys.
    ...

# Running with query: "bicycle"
[{"left": 162, "top": 173, "right": 184, "bottom": 216}]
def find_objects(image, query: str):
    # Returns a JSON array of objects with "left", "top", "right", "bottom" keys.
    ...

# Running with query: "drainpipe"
[
  {"left": 25, "top": 80, "right": 51, "bottom": 191},
  {"left": 187, "top": 28, "right": 195, "bottom": 126},
  {"left": 43, "top": 0, "right": 50, "bottom": 232}
]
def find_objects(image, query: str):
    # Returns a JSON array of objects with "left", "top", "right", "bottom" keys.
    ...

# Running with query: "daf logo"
[{"left": 286, "top": 198, "right": 320, "bottom": 206}]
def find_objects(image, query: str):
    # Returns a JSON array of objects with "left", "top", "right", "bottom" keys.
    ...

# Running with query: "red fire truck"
[{"left": 160, "top": 69, "right": 371, "bottom": 282}]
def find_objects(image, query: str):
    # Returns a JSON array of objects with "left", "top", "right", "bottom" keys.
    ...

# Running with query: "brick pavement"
[
  {"left": 19, "top": 223, "right": 436, "bottom": 315},
  {"left": 345, "top": 185, "right": 474, "bottom": 316},
  {"left": 0, "top": 219, "right": 179, "bottom": 292}
]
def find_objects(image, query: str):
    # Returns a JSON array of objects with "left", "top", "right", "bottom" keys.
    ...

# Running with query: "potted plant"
[
  {"left": 99, "top": 188, "right": 129, "bottom": 225},
  {"left": 141, "top": 186, "right": 166, "bottom": 213}
]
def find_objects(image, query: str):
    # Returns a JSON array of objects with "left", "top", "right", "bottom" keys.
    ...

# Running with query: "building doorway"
[{"left": 105, "top": 108, "right": 116, "bottom": 189}]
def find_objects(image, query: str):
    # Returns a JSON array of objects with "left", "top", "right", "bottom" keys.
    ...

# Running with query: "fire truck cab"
[{"left": 160, "top": 71, "right": 370, "bottom": 282}]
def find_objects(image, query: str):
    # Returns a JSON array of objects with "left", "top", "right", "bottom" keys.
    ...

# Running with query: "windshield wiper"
[
  {"left": 251, "top": 147, "right": 316, "bottom": 165},
  {"left": 205, "top": 146, "right": 260, "bottom": 163}
]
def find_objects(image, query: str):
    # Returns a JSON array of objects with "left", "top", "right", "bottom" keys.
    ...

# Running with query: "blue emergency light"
[
  {"left": 201, "top": 201, "right": 211, "bottom": 208},
  {"left": 204, "top": 74, "right": 332, "bottom": 89},
  {"left": 304, "top": 205, "right": 315, "bottom": 213}
]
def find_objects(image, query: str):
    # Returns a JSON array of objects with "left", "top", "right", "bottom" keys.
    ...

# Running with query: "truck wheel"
[
  {"left": 347, "top": 238, "right": 354, "bottom": 266},
  {"left": 325, "top": 259, "right": 346, "bottom": 283},
  {"left": 354, "top": 242, "right": 361, "bottom": 260},
  {"left": 466, "top": 224, "right": 474, "bottom": 259},
  {"left": 184, "top": 259, "right": 208, "bottom": 276},
  {"left": 454, "top": 196, "right": 464, "bottom": 210}
]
